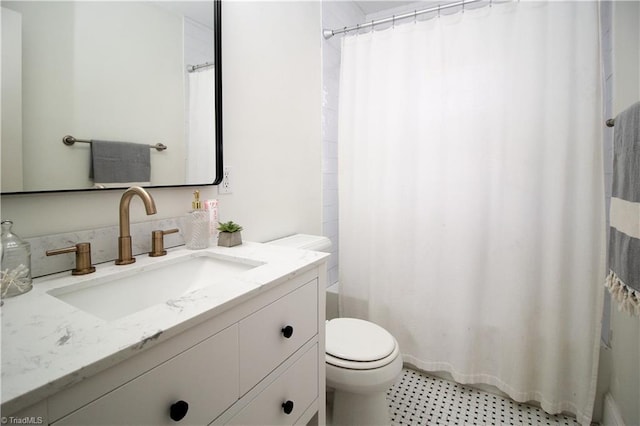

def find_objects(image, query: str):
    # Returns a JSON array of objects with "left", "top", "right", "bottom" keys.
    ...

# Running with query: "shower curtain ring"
[
  {"left": 392, "top": 15, "right": 395, "bottom": 29},
  {"left": 414, "top": 10, "right": 417, "bottom": 23},
  {"left": 437, "top": 5, "right": 441, "bottom": 18}
]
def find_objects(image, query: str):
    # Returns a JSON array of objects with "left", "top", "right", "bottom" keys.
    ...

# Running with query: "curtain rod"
[
  {"left": 187, "top": 62, "right": 214, "bottom": 73},
  {"left": 323, "top": 0, "right": 484, "bottom": 39}
]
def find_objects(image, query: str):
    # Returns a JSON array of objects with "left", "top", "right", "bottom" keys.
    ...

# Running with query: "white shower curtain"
[
  {"left": 186, "top": 67, "right": 216, "bottom": 184},
  {"left": 338, "top": 2, "right": 605, "bottom": 424}
]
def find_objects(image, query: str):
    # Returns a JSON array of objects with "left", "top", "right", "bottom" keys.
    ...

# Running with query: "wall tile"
[{"left": 321, "top": 1, "right": 365, "bottom": 286}]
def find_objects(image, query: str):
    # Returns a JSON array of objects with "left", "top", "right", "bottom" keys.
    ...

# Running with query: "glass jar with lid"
[{"left": 1, "top": 220, "right": 33, "bottom": 298}]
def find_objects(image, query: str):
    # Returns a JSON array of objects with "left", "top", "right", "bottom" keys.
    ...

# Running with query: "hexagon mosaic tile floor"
[{"left": 386, "top": 368, "right": 581, "bottom": 426}]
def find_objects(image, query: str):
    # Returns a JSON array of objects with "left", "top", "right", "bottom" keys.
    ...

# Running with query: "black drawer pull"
[
  {"left": 282, "top": 400, "right": 294, "bottom": 415},
  {"left": 281, "top": 325, "right": 294, "bottom": 338},
  {"left": 169, "top": 400, "right": 189, "bottom": 421}
]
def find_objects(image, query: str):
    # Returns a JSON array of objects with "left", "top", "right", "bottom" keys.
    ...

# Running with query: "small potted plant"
[{"left": 217, "top": 221, "right": 243, "bottom": 247}]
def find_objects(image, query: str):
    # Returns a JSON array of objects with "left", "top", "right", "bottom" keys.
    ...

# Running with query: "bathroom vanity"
[{"left": 1, "top": 242, "right": 328, "bottom": 425}]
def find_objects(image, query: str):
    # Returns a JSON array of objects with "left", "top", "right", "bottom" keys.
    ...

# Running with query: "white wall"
[
  {"left": 604, "top": 2, "right": 640, "bottom": 426},
  {"left": 184, "top": 17, "right": 215, "bottom": 67},
  {"left": 220, "top": 1, "right": 323, "bottom": 242},
  {"left": 1, "top": 1, "right": 322, "bottom": 246},
  {"left": 1, "top": 7, "right": 23, "bottom": 192},
  {"left": 613, "top": 1, "right": 640, "bottom": 114}
]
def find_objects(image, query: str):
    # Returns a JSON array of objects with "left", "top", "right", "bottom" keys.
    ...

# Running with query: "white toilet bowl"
[{"left": 326, "top": 318, "right": 403, "bottom": 426}]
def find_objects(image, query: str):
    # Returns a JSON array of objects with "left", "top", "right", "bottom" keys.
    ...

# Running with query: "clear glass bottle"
[
  {"left": 1, "top": 220, "right": 33, "bottom": 298},
  {"left": 185, "top": 190, "right": 210, "bottom": 250}
]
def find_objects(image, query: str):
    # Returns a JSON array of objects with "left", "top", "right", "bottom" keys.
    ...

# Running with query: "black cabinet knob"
[
  {"left": 282, "top": 400, "right": 294, "bottom": 415},
  {"left": 169, "top": 400, "right": 189, "bottom": 421},
  {"left": 281, "top": 325, "right": 294, "bottom": 339}
]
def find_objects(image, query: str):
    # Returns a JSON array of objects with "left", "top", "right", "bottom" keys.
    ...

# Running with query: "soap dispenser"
[
  {"left": 1, "top": 220, "right": 33, "bottom": 298},
  {"left": 185, "top": 190, "right": 210, "bottom": 250}
]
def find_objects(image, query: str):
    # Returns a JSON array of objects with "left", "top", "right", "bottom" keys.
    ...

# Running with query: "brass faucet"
[{"left": 116, "top": 186, "right": 157, "bottom": 265}]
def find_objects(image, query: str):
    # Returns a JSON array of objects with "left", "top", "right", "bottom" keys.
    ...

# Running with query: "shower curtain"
[
  {"left": 338, "top": 2, "right": 604, "bottom": 424},
  {"left": 186, "top": 67, "right": 216, "bottom": 184}
]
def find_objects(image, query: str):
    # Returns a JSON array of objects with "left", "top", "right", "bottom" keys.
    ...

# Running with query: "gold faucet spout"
[{"left": 116, "top": 186, "right": 157, "bottom": 265}]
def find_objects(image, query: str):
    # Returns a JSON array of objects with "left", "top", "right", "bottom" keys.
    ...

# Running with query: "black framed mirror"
[{"left": 1, "top": 0, "right": 223, "bottom": 194}]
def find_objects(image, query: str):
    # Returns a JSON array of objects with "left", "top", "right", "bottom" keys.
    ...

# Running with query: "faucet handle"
[
  {"left": 46, "top": 242, "right": 96, "bottom": 275},
  {"left": 149, "top": 228, "right": 179, "bottom": 257}
]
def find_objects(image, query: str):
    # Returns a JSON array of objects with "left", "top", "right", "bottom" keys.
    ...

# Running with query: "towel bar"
[{"left": 62, "top": 135, "right": 167, "bottom": 152}]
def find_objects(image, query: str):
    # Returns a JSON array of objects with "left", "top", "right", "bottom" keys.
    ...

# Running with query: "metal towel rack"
[{"left": 62, "top": 135, "right": 167, "bottom": 151}]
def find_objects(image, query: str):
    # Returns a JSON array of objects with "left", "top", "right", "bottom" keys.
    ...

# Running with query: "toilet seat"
[
  {"left": 326, "top": 342, "right": 400, "bottom": 370},
  {"left": 326, "top": 318, "right": 399, "bottom": 370}
]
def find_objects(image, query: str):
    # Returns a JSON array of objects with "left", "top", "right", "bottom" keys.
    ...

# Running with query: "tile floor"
[{"left": 386, "top": 368, "right": 581, "bottom": 425}]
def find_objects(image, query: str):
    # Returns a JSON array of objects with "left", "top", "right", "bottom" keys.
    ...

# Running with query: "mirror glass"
[{"left": 1, "top": 0, "right": 222, "bottom": 194}]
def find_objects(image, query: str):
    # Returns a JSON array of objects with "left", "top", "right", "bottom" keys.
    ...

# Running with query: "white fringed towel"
[{"left": 605, "top": 101, "right": 640, "bottom": 316}]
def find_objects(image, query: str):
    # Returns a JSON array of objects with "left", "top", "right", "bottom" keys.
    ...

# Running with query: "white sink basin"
[{"left": 47, "top": 253, "right": 262, "bottom": 321}]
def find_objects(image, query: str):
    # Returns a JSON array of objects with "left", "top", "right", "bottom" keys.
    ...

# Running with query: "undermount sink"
[{"left": 47, "top": 253, "right": 262, "bottom": 321}]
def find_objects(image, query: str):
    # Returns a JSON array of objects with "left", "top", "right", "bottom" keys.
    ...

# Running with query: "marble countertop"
[{"left": 1, "top": 242, "right": 329, "bottom": 415}]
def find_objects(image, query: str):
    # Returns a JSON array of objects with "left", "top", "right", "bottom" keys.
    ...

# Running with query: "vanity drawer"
[
  {"left": 52, "top": 325, "right": 239, "bottom": 426},
  {"left": 228, "top": 344, "right": 318, "bottom": 425},
  {"left": 238, "top": 279, "right": 318, "bottom": 394}
]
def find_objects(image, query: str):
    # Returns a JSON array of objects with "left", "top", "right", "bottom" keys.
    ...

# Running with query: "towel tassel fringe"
[{"left": 605, "top": 271, "right": 640, "bottom": 317}]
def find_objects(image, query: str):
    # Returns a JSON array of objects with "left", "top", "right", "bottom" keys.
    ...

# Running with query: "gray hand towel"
[{"left": 90, "top": 140, "right": 151, "bottom": 183}]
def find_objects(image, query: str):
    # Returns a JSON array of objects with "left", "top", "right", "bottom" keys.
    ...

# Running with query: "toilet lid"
[{"left": 326, "top": 318, "right": 396, "bottom": 362}]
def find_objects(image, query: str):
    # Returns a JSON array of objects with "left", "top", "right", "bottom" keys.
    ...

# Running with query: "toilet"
[
  {"left": 325, "top": 317, "right": 402, "bottom": 425},
  {"left": 268, "top": 234, "right": 403, "bottom": 425}
]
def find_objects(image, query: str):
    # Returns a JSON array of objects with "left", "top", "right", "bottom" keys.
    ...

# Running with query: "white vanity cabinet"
[
  {"left": 7, "top": 265, "right": 326, "bottom": 426},
  {"left": 52, "top": 325, "right": 240, "bottom": 426}
]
